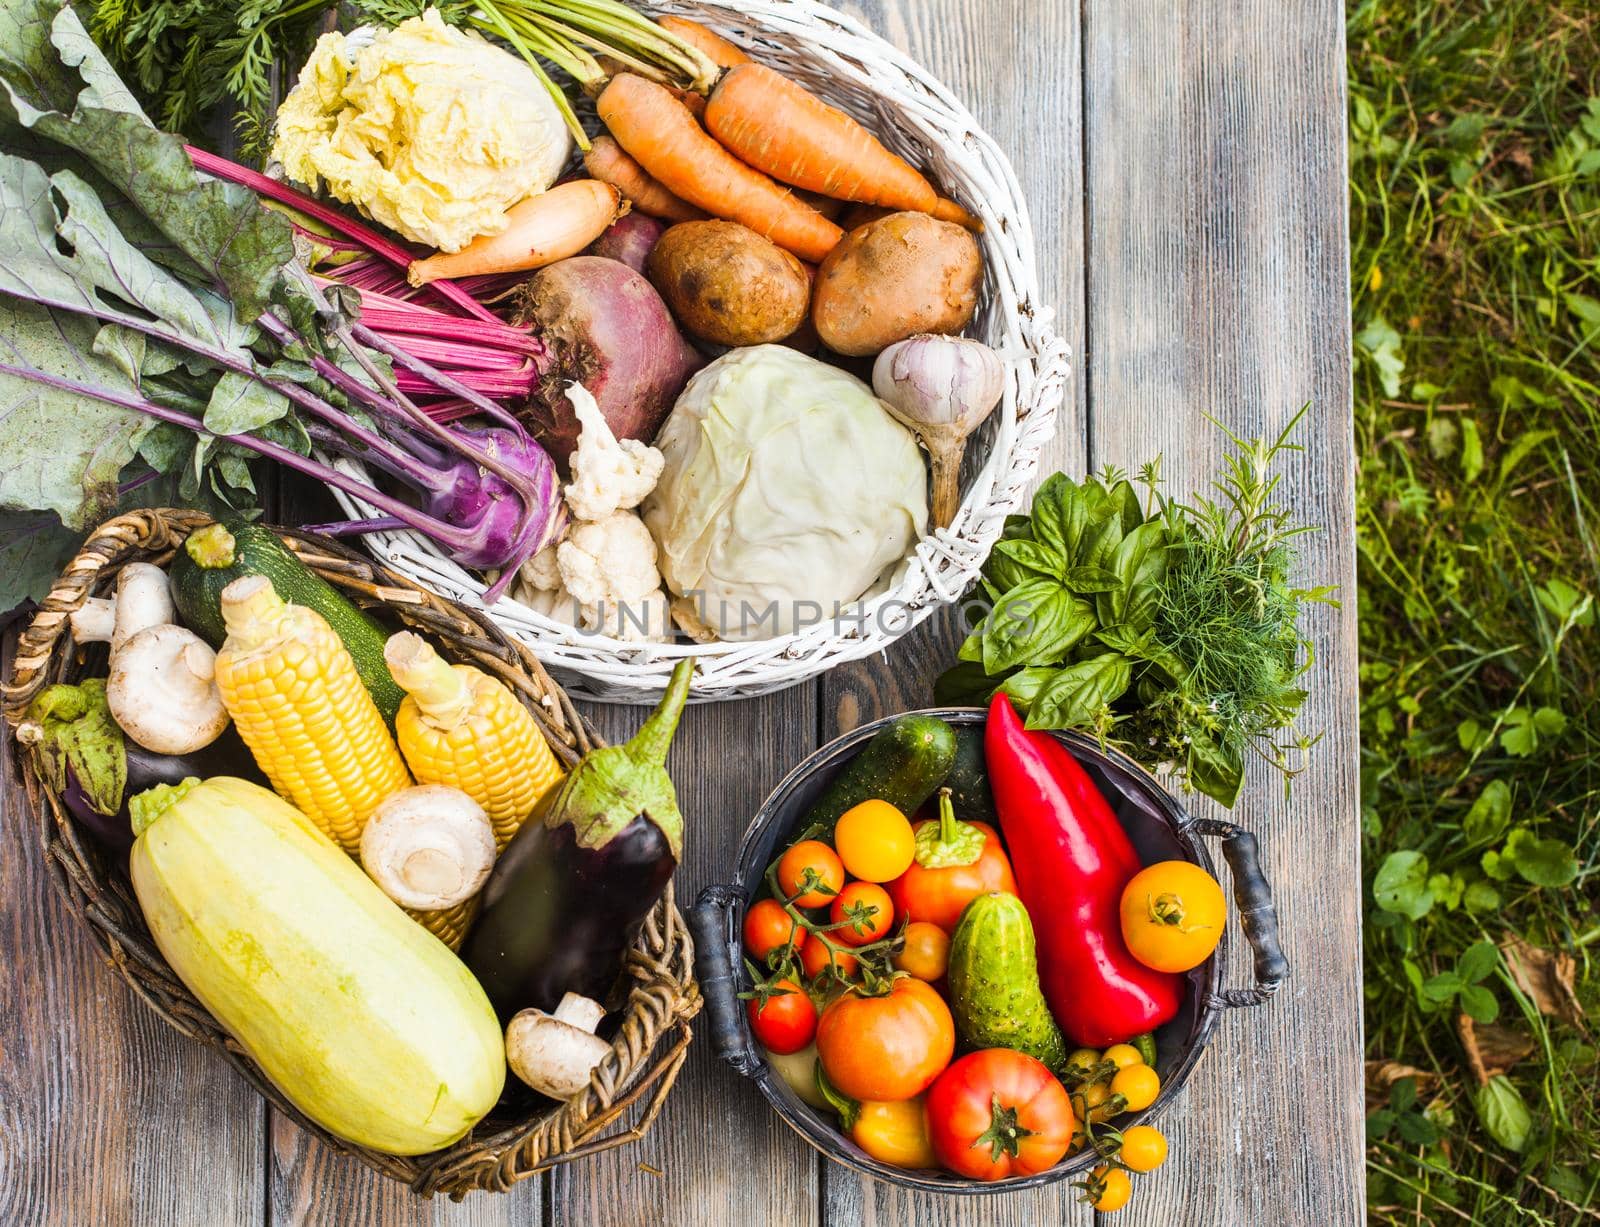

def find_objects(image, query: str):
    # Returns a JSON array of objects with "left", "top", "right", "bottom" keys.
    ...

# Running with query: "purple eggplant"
[
  {"left": 20, "top": 680, "right": 260, "bottom": 852},
  {"left": 465, "top": 660, "right": 693, "bottom": 1021}
]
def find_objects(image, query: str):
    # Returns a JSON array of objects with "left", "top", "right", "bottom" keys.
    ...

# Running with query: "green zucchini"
[
  {"left": 797, "top": 715, "right": 956, "bottom": 840},
  {"left": 948, "top": 891, "right": 1068, "bottom": 1073},
  {"left": 942, "top": 725, "right": 997, "bottom": 824},
  {"left": 170, "top": 520, "right": 404, "bottom": 725}
]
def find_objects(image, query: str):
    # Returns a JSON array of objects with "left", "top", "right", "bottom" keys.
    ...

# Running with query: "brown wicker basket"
[{"left": 1, "top": 508, "right": 701, "bottom": 1199}]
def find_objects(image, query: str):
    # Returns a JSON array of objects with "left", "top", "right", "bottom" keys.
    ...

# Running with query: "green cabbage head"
[{"left": 643, "top": 345, "right": 928, "bottom": 640}]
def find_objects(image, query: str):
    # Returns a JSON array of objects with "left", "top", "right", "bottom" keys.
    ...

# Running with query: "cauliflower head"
[
  {"left": 556, "top": 511, "right": 671, "bottom": 642},
  {"left": 564, "top": 382, "right": 664, "bottom": 522},
  {"left": 272, "top": 10, "right": 571, "bottom": 253}
]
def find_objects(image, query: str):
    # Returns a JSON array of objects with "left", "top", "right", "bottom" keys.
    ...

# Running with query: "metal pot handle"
[
  {"left": 1190, "top": 818, "right": 1288, "bottom": 1007},
  {"left": 689, "top": 885, "right": 764, "bottom": 1077}
]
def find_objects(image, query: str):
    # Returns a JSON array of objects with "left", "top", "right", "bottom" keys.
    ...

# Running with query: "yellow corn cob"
[
  {"left": 407, "top": 898, "right": 480, "bottom": 951},
  {"left": 385, "top": 632, "right": 564, "bottom": 848},
  {"left": 214, "top": 577, "right": 411, "bottom": 854}
]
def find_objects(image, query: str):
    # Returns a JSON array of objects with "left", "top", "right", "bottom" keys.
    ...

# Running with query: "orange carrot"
[
  {"left": 584, "top": 136, "right": 706, "bottom": 223},
  {"left": 597, "top": 74, "right": 842, "bottom": 264},
  {"left": 933, "top": 196, "right": 984, "bottom": 233},
  {"left": 705, "top": 62, "right": 940, "bottom": 214},
  {"left": 657, "top": 15, "right": 750, "bottom": 68},
  {"left": 408, "top": 182, "right": 625, "bottom": 285}
]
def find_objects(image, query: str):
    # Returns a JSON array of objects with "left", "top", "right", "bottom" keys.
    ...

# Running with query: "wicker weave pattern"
[
  {"left": 330, "top": 0, "right": 1069, "bottom": 703},
  {"left": 2, "top": 509, "right": 701, "bottom": 1199}
]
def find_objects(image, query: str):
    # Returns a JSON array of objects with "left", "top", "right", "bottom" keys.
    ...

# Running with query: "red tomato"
[
  {"left": 798, "top": 932, "right": 859, "bottom": 982},
  {"left": 746, "top": 979, "right": 817, "bottom": 1054},
  {"left": 816, "top": 977, "right": 955, "bottom": 1102},
  {"left": 777, "top": 840, "right": 845, "bottom": 908},
  {"left": 888, "top": 820, "right": 1017, "bottom": 932},
  {"left": 830, "top": 882, "right": 894, "bottom": 946},
  {"left": 743, "top": 899, "right": 801, "bottom": 962},
  {"left": 925, "top": 1049, "right": 1077, "bottom": 1181}
]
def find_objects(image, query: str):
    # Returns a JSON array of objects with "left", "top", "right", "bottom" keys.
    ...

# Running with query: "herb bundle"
[{"left": 936, "top": 409, "right": 1334, "bottom": 806}]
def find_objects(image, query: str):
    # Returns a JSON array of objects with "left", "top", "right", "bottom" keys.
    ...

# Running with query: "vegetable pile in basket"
[
  {"left": 0, "top": 0, "right": 1011, "bottom": 649},
  {"left": 16, "top": 513, "right": 697, "bottom": 1151},
  {"left": 741, "top": 700, "right": 1227, "bottom": 1208}
]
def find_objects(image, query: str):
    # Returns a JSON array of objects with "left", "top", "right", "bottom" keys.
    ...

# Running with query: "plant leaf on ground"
[{"left": 1352, "top": 2, "right": 1600, "bottom": 1222}]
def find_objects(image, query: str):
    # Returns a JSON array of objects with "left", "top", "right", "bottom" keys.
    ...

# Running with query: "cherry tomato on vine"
[
  {"left": 1119, "top": 1124, "right": 1168, "bottom": 1172},
  {"left": 743, "top": 898, "right": 801, "bottom": 962},
  {"left": 1086, "top": 1165, "right": 1132, "bottom": 1212},
  {"left": 745, "top": 979, "right": 816, "bottom": 1054},
  {"left": 834, "top": 799, "right": 917, "bottom": 883},
  {"left": 1120, "top": 860, "right": 1226, "bottom": 973},
  {"left": 1111, "top": 1063, "right": 1161, "bottom": 1112},
  {"left": 830, "top": 882, "right": 894, "bottom": 945},
  {"left": 778, "top": 840, "right": 844, "bottom": 908},
  {"left": 894, "top": 921, "right": 951, "bottom": 981},
  {"left": 1101, "top": 1043, "right": 1143, "bottom": 1072},
  {"left": 799, "top": 931, "right": 859, "bottom": 982}
]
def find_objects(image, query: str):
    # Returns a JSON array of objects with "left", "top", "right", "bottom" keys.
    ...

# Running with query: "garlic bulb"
[{"left": 872, "top": 335, "right": 1006, "bottom": 528}]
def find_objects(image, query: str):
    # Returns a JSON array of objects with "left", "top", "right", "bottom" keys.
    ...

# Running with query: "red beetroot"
[
  {"left": 586, "top": 213, "right": 667, "bottom": 273},
  {"left": 514, "top": 255, "right": 702, "bottom": 468}
]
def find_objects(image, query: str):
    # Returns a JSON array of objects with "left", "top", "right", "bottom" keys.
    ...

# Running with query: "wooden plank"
[
  {"left": 548, "top": 690, "right": 821, "bottom": 1227},
  {"left": 0, "top": 632, "right": 267, "bottom": 1227},
  {"left": 1081, "top": 2, "right": 1362, "bottom": 1224},
  {"left": 820, "top": 0, "right": 1091, "bottom": 1223}
]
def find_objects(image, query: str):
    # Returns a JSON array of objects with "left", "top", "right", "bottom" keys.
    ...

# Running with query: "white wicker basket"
[{"left": 334, "top": 0, "right": 1068, "bottom": 703}]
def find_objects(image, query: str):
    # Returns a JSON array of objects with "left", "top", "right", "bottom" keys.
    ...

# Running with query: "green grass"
[{"left": 1350, "top": 1, "right": 1600, "bottom": 1221}]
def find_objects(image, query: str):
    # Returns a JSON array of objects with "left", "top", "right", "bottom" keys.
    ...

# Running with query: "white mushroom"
[
  {"left": 70, "top": 563, "right": 176, "bottom": 652},
  {"left": 360, "top": 785, "right": 496, "bottom": 911},
  {"left": 505, "top": 994, "right": 611, "bottom": 1099},
  {"left": 105, "top": 624, "right": 230, "bottom": 755}
]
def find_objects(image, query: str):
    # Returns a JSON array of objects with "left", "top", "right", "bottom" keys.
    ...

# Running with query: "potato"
[
  {"left": 647, "top": 220, "right": 810, "bottom": 347},
  {"left": 811, "top": 212, "right": 982, "bottom": 357}
]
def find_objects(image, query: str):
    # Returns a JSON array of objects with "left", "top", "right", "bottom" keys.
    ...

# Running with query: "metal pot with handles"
[{"left": 690, "top": 708, "right": 1288, "bottom": 1194}]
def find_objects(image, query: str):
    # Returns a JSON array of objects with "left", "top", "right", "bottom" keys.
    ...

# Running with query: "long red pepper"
[{"left": 984, "top": 693, "right": 1182, "bottom": 1046}]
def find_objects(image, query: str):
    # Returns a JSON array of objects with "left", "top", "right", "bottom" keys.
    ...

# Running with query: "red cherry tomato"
[
  {"left": 830, "top": 881, "right": 894, "bottom": 946},
  {"left": 746, "top": 979, "right": 817, "bottom": 1055},
  {"left": 743, "top": 898, "right": 801, "bottom": 962},
  {"left": 777, "top": 840, "right": 845, "bottom": 908},
  {"left": 798, "top": 931, "right": 859, "bottom": 982}
]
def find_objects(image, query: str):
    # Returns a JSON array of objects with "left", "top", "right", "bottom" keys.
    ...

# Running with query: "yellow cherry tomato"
[
  {"left": 1101, "top": 1043, "right": 1143, "bottom": 1072},
  {"left": 834, "top": 799, "right": 917, "bottom": 883},
  {"left": 1065, "top": 1047, "right": 1102, "bottom": 1081},
  {"left": 1119, "top": 1124, "right": 1168, "bottom": 1172},
  {"left": 1111, "top": 1063, "right": 1161, "bottom": 1112},
  {"left": 851, "top": 1096, "right": 940, "bottom": 1170},
  {"left": 1075, "top": 1079, "right": 1117, "bottom": 1123},
  {"left": 1120, "top": 860, "right": 1226, "bottom": 972},
  {"left": 894, "top": 921, "right": 951, "bottom": 981},
  {"left": 1088, "top": 1165, "right": 1132, "bottom": 1212}
]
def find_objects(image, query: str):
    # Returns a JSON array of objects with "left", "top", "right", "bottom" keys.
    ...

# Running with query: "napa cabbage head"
[
  {"left": 643, "top": 346, "right": 929, "bottom": 641},
  {"left": 271, "top": 10, "right": 570, "bottom": 253}
]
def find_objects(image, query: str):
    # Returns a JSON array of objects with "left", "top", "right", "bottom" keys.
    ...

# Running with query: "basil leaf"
[
  {"left": 934, "top": 660, "right": 1004, "bottom": 706},
  {"left": 1025, "top": 652, "right": 1132, "bottom": 730},
  {"left": 1075, "top": 506, "right": 1125, "bottom": 572},
  {"left": 996, "top": 666, "right": 1064, "bottom": 712},
  {"left": 980, "top": 579, "right": 1094, "bottom": 673},
  {"left": 1185, "top": 728, "right": 1246, "bottom": 807},
  {"left": 1029, "top": 473, "right": 1085, "bottom": 559},
  {"left": 1061, "top": 565, "right": 1121, "bottom": 594},
  {"left": 992, "top": 537, "right": 1066, "bottom": 582},
  {"left": 1474, "top": 1076, "right": 1531, "bottom": 1153}
]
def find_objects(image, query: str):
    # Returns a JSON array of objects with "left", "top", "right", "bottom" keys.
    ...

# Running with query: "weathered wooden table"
[{"left": 0, "top": 1, "right": 1360, "bottom": 1222}]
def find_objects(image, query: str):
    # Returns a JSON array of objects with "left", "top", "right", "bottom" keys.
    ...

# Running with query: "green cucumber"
[
  {"left": 948, "top": 891, "right": 1068, "bottom": 1074},
  {"left": 171, "top": 520, "right": 404, "bottom": 725},
  {"left": 942, "top": 725, "right": 997, "bottom": 824},
  {"left": 797, "top": 715, "right": 956, "bottom": 840}
]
